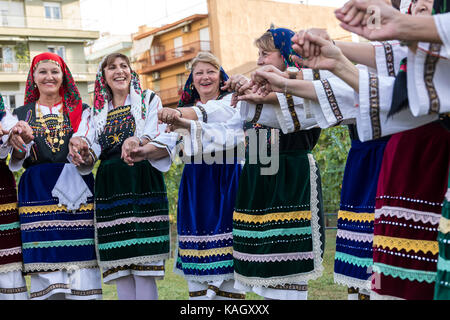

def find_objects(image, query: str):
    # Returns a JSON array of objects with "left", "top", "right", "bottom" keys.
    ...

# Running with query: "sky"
[{"left": 80, "top": 0, "right": 348, "bottom": 35}]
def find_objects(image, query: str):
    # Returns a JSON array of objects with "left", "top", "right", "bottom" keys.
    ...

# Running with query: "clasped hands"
[
  {"left": 228, "top": 28, "right": 345, "bottom": 99},
  {"left": 3, "top": 121, "right": 34, "bottom": 155}
]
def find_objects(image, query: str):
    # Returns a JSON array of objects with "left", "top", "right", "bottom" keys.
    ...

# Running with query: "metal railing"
[
  {"left": 136, "top": 40, "right": 212, "bottom": 71},
  {"left": 154, "top": 86, "right": 183, "bottom": 105},
  {"left": 0, "top": 59, "right": 98, "bottom": 75},
  {"left": 0, "top": 15, "right": 95, "bottom": 31}
]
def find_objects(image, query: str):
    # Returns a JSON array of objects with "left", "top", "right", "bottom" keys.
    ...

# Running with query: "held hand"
[
  {"left": 158, "top": 107, "right": 182, "bottom": 125},
  {"left": 16, "top": 121, "right": 34, "bottom": 144},
  {"left": 165, "top": 117, "right": 191, "bottom": 133},
  {"left": 8, "top": 121, "right": 34, "bottom": 153},
  {"left": 293, "top": 32, "right": 345, "bottom": 71},
  {"left": 121, "top": 136, "right": 140, "bottom": 166},
  {"left": 69, "top": 137, "right": 91, "bottom": 167},
  {"left": 221, "top": 75, "right": 250, "bottom": 93},
  {"left": 0, "top": 123, "right": 9, "bottom": 138},
  {"left": 292, "top": 28, "right": 332, "bottom": 59},
  {"left": 335, "top": 0, "right": 402, "bottom": 41},
  {"left": 248, "top": 65, "right": 289, "bottom": 96}
]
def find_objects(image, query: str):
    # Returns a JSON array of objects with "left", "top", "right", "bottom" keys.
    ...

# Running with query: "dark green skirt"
[
  {"left": 94, "top": 158, "right": 170, "bottom": 271},
  {"left": 435, "top": 173, "right": 450, "bottom": 300},
  {"left": 233, "top": 150, "right": 325, "bottom": 287}
]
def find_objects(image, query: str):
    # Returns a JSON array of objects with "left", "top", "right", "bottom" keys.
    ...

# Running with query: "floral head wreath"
[
  {"left": 25, "top": 52, "right": 83, "bottom": 132},
  {"left": 92, "top": 55, "right": 147, "bottom": 136}
]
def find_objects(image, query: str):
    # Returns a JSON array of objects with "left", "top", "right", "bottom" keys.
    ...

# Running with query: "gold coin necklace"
[{"left": 36, "top": 101, "right": 65, "bottom": 153}]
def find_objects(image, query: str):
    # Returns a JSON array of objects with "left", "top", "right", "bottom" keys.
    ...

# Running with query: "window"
[
  {"left": 2, "top": 94, "right": 17, "bottom": 110},
  {"left": 44, "top": 2, "right": 61, "bottom": 20},
  {"left": 152, "top": 79, "right": 160, "bottom": 93},
  {"left": 176, "top": 73, "right": 187, "bottom": 89},
  {"left": 0, "top": 46, "right": 15, "bottom": 71},
  {"left": 0, "top": 9, "right": 8, "bottom": 26},
  {"left": 174, "top": 37, "right": 183, "bottom": 58},
  {"left": 8, "top": 95, "right": 15, "bottom": 110},
  {"left": 199, "top": 28, "right": 210, "bottom": 51},
  {"left": 48, "top": 46, "right": 65, "bottom": 60}
]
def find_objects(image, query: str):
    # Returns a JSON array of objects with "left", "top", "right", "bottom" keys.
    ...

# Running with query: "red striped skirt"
[{"left": 372, "top": 122, "right": 450, "bottom": 300}]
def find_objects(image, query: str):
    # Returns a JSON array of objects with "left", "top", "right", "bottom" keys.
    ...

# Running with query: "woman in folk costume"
[
  {"left": 157, "top": 52, "right": 245, "bottom": 300},
  {"left": 70, "top": 53, "right": 176, "bottom": 300},
  {"left": 7, "top": 52, "right": 102, "bottom": 300},
  {"left": 227, "top": 28, "right": 325, "bottom": 300},
  {"left": 0, "top": 95, "right": 28, "bottom": 300},
  {"left": 334, "top": 0, "right": 450, "bottom": 300},
  {"left": 288, "top": 0, "right": 448, "bottom": 299},
  {"left": 429, "top": 1, "right": 450, "bottom": 301},
  {"left": 355, "top": 0, "right": 450, "bottom": 300},
  {"left": 401, "top": 0, "right": 450, "bottom": 301}
]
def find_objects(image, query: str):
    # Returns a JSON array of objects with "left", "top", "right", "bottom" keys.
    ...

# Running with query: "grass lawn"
[{"left": 99, "top": 228, "right": 347, "bottom": 300}]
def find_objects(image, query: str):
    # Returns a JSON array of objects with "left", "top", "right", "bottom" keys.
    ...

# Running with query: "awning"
[{"left": 131, "top": 35, "right": 154, "bottom": 59}]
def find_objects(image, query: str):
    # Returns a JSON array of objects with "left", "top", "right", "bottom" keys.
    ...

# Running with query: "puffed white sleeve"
[
  {"left": 434, "top": 13, "right": 450, "bottom": 54},
  {"left": 179, "top": 104, "right": 245, "bottom": 161},
  {"left": 356, "top": 66, "right": 439, "bottom": 142},
  {"left": 371, "top": 41, "right": 408, "bottom": 77},
  {"left": 407, "top": 41, "right": 450, "bottom": 117},
  {"left": 191, "top": 94, "right": 237, "bottom": 123},
  {"left": 239, "top": 99, "right": 288, "bottom": 129},
  {"left": 0, "top": 109, "right": 17, "bottom": 159},
  {"left": 142, "top": 91, "right": 178, "bottom": 173},
  {"left": 273, "top": 93, "right": 319, "bottom": 133},
  {"left": 309, "top": 76, "right": 359, "bottom": 129}
]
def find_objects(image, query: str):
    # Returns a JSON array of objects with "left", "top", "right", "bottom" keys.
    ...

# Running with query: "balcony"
[
  {"left": 136, "top": 41, "right": 212, "bottom": 74},
  {"left": 155, "top": 87, "right": 183, "bottom": 107},
  {"left": 0, "top": 60, "right": 98, "bottom": 82},
  {"left": 0, "top": 15, "right": 99, "bottom": 40}
]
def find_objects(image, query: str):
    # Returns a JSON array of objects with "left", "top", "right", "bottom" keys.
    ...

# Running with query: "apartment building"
[
  {"left": 0, "top": 0, "right": 99, "bottom": 109},
  {"left": 133, "top": 14, "right": 210, "bottom": 108},
  {"left": 133, "top": 0, "right": 352, "bottom": 108}
]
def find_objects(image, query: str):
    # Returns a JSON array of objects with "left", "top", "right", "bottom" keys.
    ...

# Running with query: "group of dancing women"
[{"left": 0, "top": 0, "right": 448, "bottom": 301}]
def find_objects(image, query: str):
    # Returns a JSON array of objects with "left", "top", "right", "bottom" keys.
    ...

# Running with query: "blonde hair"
[
  {"left": 254, "top": 31, "right": 277, "bottom": 52},
  {"left": 191, "top": 52, "right": 221, "bottom": 71}
]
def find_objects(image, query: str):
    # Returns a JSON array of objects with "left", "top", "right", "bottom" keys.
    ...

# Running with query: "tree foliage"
[{"left": 312, "top": 126, "right": 351, "bottom": 214}]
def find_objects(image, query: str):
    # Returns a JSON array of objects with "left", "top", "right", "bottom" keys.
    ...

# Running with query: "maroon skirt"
[
  {"left": 372, "top": 122, "right": 450, "bottom": 300},
  {"left": 0, "top": 160, "right": 22, "bottom": 274}
]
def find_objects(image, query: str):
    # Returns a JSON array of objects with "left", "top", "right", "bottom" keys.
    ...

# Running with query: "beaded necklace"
[{"left": 36, "top": 101, "right": 66, "bottom": 153}]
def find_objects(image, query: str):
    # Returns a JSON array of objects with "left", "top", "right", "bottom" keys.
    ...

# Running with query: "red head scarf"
[{"left": 25, "top": 52, "right": 83, "bottom": 132}]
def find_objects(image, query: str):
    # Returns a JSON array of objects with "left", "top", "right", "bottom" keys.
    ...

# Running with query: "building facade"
[
  {"left": 133, "top": 0, "right": 352, "bottom": 108},
  {"left": 0, "top": 0, "right": 99, "bottom": 109},
  {"left": 133, "top": 14, "right": 210, "bottom": 108}
]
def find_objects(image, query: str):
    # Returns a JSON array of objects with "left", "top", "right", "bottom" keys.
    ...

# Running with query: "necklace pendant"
[{"left": 59, "top": 139, "right": 64, "bottom": 145}]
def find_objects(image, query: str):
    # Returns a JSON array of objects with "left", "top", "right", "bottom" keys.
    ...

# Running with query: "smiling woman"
[
  {"left": 69, "top": 52, "right": 178, "bottom": 301},
  {"left": 7, "top": 52, "right": 102, "bottom": 300}
]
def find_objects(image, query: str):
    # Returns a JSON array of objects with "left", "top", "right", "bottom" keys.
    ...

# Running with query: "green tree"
[{"left": 312, "top": 126, "right": 351, "bottom": 216}]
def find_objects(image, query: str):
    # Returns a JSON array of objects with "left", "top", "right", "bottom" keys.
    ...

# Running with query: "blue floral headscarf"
[
  {"left": 268, "top": 27, "right": 302, "bottom": 68},
  {"left": 178, "top": 67, "right": 229, "bottom": 108}
]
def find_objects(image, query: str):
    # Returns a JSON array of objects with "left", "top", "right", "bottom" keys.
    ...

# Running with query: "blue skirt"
[
  {"left": 18, "top": 163, "right": 98, "bottom": 273},
  {"left": 334, "top": 139, "right": 388, "bottom": 291},
  {"left": 175, "top": 162, "right": 241, "bottom": 282}
]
